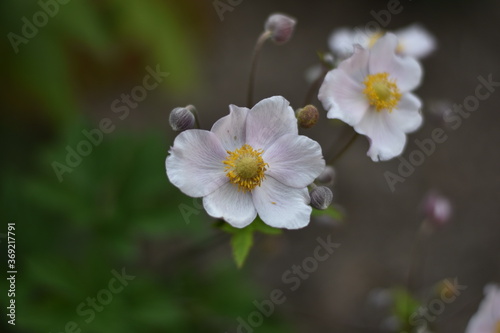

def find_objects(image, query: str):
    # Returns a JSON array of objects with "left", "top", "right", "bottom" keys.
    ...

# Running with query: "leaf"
[
  {"left": 311, "top": 205, "right": 344, "bottom": 220},
  {"left": 252, "top": 217, "right": 282, "bottom": 235},
  {"left": 230, "top": 227, "right": 254, "bottom": 268},
  {"left": 392, "top": 287, "right": 421, "bottom": 328}
]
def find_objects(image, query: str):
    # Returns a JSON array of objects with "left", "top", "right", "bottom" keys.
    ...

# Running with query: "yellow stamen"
[
  {"left": 495, "top": 320, "right": 500, "bottom": 333},
  {"left": 363, "top": 72, "right": 402, "bottom": 112},
  {"left": 223, "top": 144, "right": 268, "bottom": 192}
]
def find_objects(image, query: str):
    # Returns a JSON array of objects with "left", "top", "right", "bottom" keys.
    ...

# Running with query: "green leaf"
[
  {"left": 252, "top": 217, "right": 282, "bottom": 235},
  {"left": 230, "top": 227, "right": 254, "bottom": 268},
  {"left": 392, "top": 287, "right": 421, "bottom": 328},
  {"left": 311, "top": 205, "right": 344, "bottom": 220}
]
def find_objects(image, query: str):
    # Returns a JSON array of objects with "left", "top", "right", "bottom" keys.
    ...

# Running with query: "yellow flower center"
[
  {"left": 495, "top": 320, "right": 500, "bottom": 333},
  {"left": 223, "top": 144, "right": 268, "bottom": 192},
  {"left": 363, "top": 72, "right": 402, "bottom": 112}
]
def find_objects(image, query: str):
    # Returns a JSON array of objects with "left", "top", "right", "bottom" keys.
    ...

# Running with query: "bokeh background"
[{"left": 1, "top": 0, "right": 499, "bottom": 332}]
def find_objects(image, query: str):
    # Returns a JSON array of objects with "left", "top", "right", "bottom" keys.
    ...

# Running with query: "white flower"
[
  {"left": 318, "top": 33, "right": 423, "bottom": 161},
  {"left": 166, "top": 96, "right": 325, "bottom": 229},
  {"left": 329, "top": 24, "right": 436, "bottom": 59},
  {"left": 465, "top": 284, "right": 500, "bottom": 333}
]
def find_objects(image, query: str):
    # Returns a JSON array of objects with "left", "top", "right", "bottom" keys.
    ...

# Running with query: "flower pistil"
[
  {"left": 223, "top": 144, "right": 268, "bottom": 192},
  {"left": 363, "top": 72, "right": 402, "bottom": 112}
]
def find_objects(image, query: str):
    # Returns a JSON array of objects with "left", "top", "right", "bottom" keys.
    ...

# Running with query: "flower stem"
[
  {"left": 303, "top": 67, "right": 328, "bottom": 106},
  {"left": 247, "top": 31, "right": 272, "bottom": 108},
  {"left": 328, "top": 131, "right": 359, "bottom": 165}
]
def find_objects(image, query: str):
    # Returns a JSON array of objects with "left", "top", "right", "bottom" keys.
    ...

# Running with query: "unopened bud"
[
  {"left": 264, "top": 13, "right": 296, "bottom": 45},
  {"left": 422, "top": 191, "right": 452, "bottom": 228},
  {"left": 169, "top": 105, "right": 196, "bottom": 132},
  {"left": 296, "top": 105, "right": 319, "bottom": 129},
  {"left": 310, "top": 186, "right": 333, "bottom": 210},
  {"left": 316, "top": 166, "right": 336, "bottom": 186}
]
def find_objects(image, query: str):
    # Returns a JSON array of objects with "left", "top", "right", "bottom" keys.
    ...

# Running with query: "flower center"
[
  {"left": 495, "top": 320, "right": 500, "bottom": 333},
  {"left": 223, "top": 144, "right": 268, "bottom": 192},
  {"left": 363, "top": 72, "right": 402, "bottom": 112}
]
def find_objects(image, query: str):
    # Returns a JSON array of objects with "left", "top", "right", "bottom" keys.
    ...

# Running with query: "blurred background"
[{"left": 1, "top": 0, "right": 499, "bottom": 332}]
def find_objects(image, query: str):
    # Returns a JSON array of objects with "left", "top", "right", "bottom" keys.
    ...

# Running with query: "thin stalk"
[
  {"left": 247, "top": 31, "right": 272, "bottom": 107},
  {"left": 328, "top": 132, "right": 359, "bottom": 165}
]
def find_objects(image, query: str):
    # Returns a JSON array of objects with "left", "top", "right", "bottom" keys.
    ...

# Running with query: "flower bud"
[
  {"left": 296, "top": 105, "right": 319, "bottom": 129},
  {"left": 310, "top": 186, "right": 333, "bottom": 210},
  {"left": 169, "top": 105, "right": 196, "bottom": 132},
  {"left": 316, "top": 166, "right": 336, "bottom": 186},
  {"left": 422, "top": 191, "right": 452, "bottom": 228},
  {"left": 264, "top": 13, "right": 296, "bottom": 45}
]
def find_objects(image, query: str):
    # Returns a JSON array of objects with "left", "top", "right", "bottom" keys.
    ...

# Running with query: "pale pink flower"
[
  {"left": 166, "top": 96, "right": 325, "bottom": 229},
  {"left": 329, "top": 24, "right": 436, "bottom": 59},
  {"left": 318, "top": 33, "right": 423, "bottom": 161},
  {"left": 465, "top": 284, "right": 500, "bottom": 333}
]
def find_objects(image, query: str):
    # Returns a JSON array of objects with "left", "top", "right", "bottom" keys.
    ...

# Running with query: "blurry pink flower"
[
  {"left": 318, "top": 33, "right": 423, "bottom": 161},
  {"left": 166, "top": 96, "right": 325, "bottom": 229},
  {"left": 466, "top": 284, "right": 500, "bottom": 333},
  {"left": 329, "top": 24, "right": 436, "bottom": 59},
  {"left": 422, "top": 191, "right": 452, "bottom": 228}
]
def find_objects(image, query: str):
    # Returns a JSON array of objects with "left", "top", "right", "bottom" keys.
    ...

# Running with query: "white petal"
[
  {"left": 465, "top": 284, "right": 500, "bottom": 333},
  {"left": 263, "top": 134, "right": 325, "bottom": 188},
  {"left": 203, "top": 183, "right": 256, "bottom": 228},
  {"left": 328, "top": 28, "right": 356, "bottom": 56},
  {"left": 396, "top": 24, "right": 436, "bottom": 59},
  {"left": 337, "top": 44, "right": 370, "bottom": 83},
  {"left": 246, "top": 96, "right": 298, "bottom": 150},
  {"left": 166, "top": 130, "right": 228, "bottom": 197},
  {"left": 253, "top": 177, "right": 311, "bottom": 229},
  {"left": 391, "top": 93, "right": 423, "bottom": 133},
  {"left": 369, "top": 33, "right": 423, "bottom": 92},
  {"left": 211, "top": 104, "right": 249, "bottom": 151},
  {"left": 318, "top": 67, "right": 369, "bottom": 126},
  {"left": 354, "top": 109, "right": 407, "bottom": 162}
]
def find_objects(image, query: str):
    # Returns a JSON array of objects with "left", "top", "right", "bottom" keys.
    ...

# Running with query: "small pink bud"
[
  {"left": 316, "top": 166, "right": 336, "bottom": 186},
  {"left": 422, "top": 191, "right": 452, "bottom": 228},
  {"left": 264, "top": 13, "right": 296, "bottom": 45},
  {"left": 169, "top": 105, "right": 196, "bottom": 132},
  {"left": 310, "top": 186, "right": 333, "bottom": 210}
]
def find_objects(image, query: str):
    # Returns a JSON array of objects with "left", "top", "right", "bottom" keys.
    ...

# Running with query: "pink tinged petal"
[
  {"left": 337, "top": 44, "right": 371, "bottom": 83},
  {"left": 211, "top": 104, "right": 249, "bottom": 151},
  {"left": 328, "top": 28, "right": 357, "bottom": 56},
  {"left": 391, "top": 93, "right": 423, "bottom": 133},
  {"left": 203, "top": 183, "right": 256, "bottom": 228},
  {"left": 354, "top": 109, "right": 407, "bottom": 162},
  {"left": 246, "top": 96, "right": 298, "bottom": 150},
  {"left": 263, "top": 134, "right": 325, "bottom": 188},
  {"left": 253, "top": 177, "right": 311, "bottom": 229},
  {"left": 166, "top": 130, "right": 228, "bottom": 197},
  {"left": 318, "top": 68, "right": 370, "bottom": 126},
  {"left": 465, "top": 284, "right": 500, "bottom": 333},
  {"left": 369, "top": 33, "right": 423, "bottom": 92},
  {"left": 396, "top": 24, "right": 436, "bottom": 59}
]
